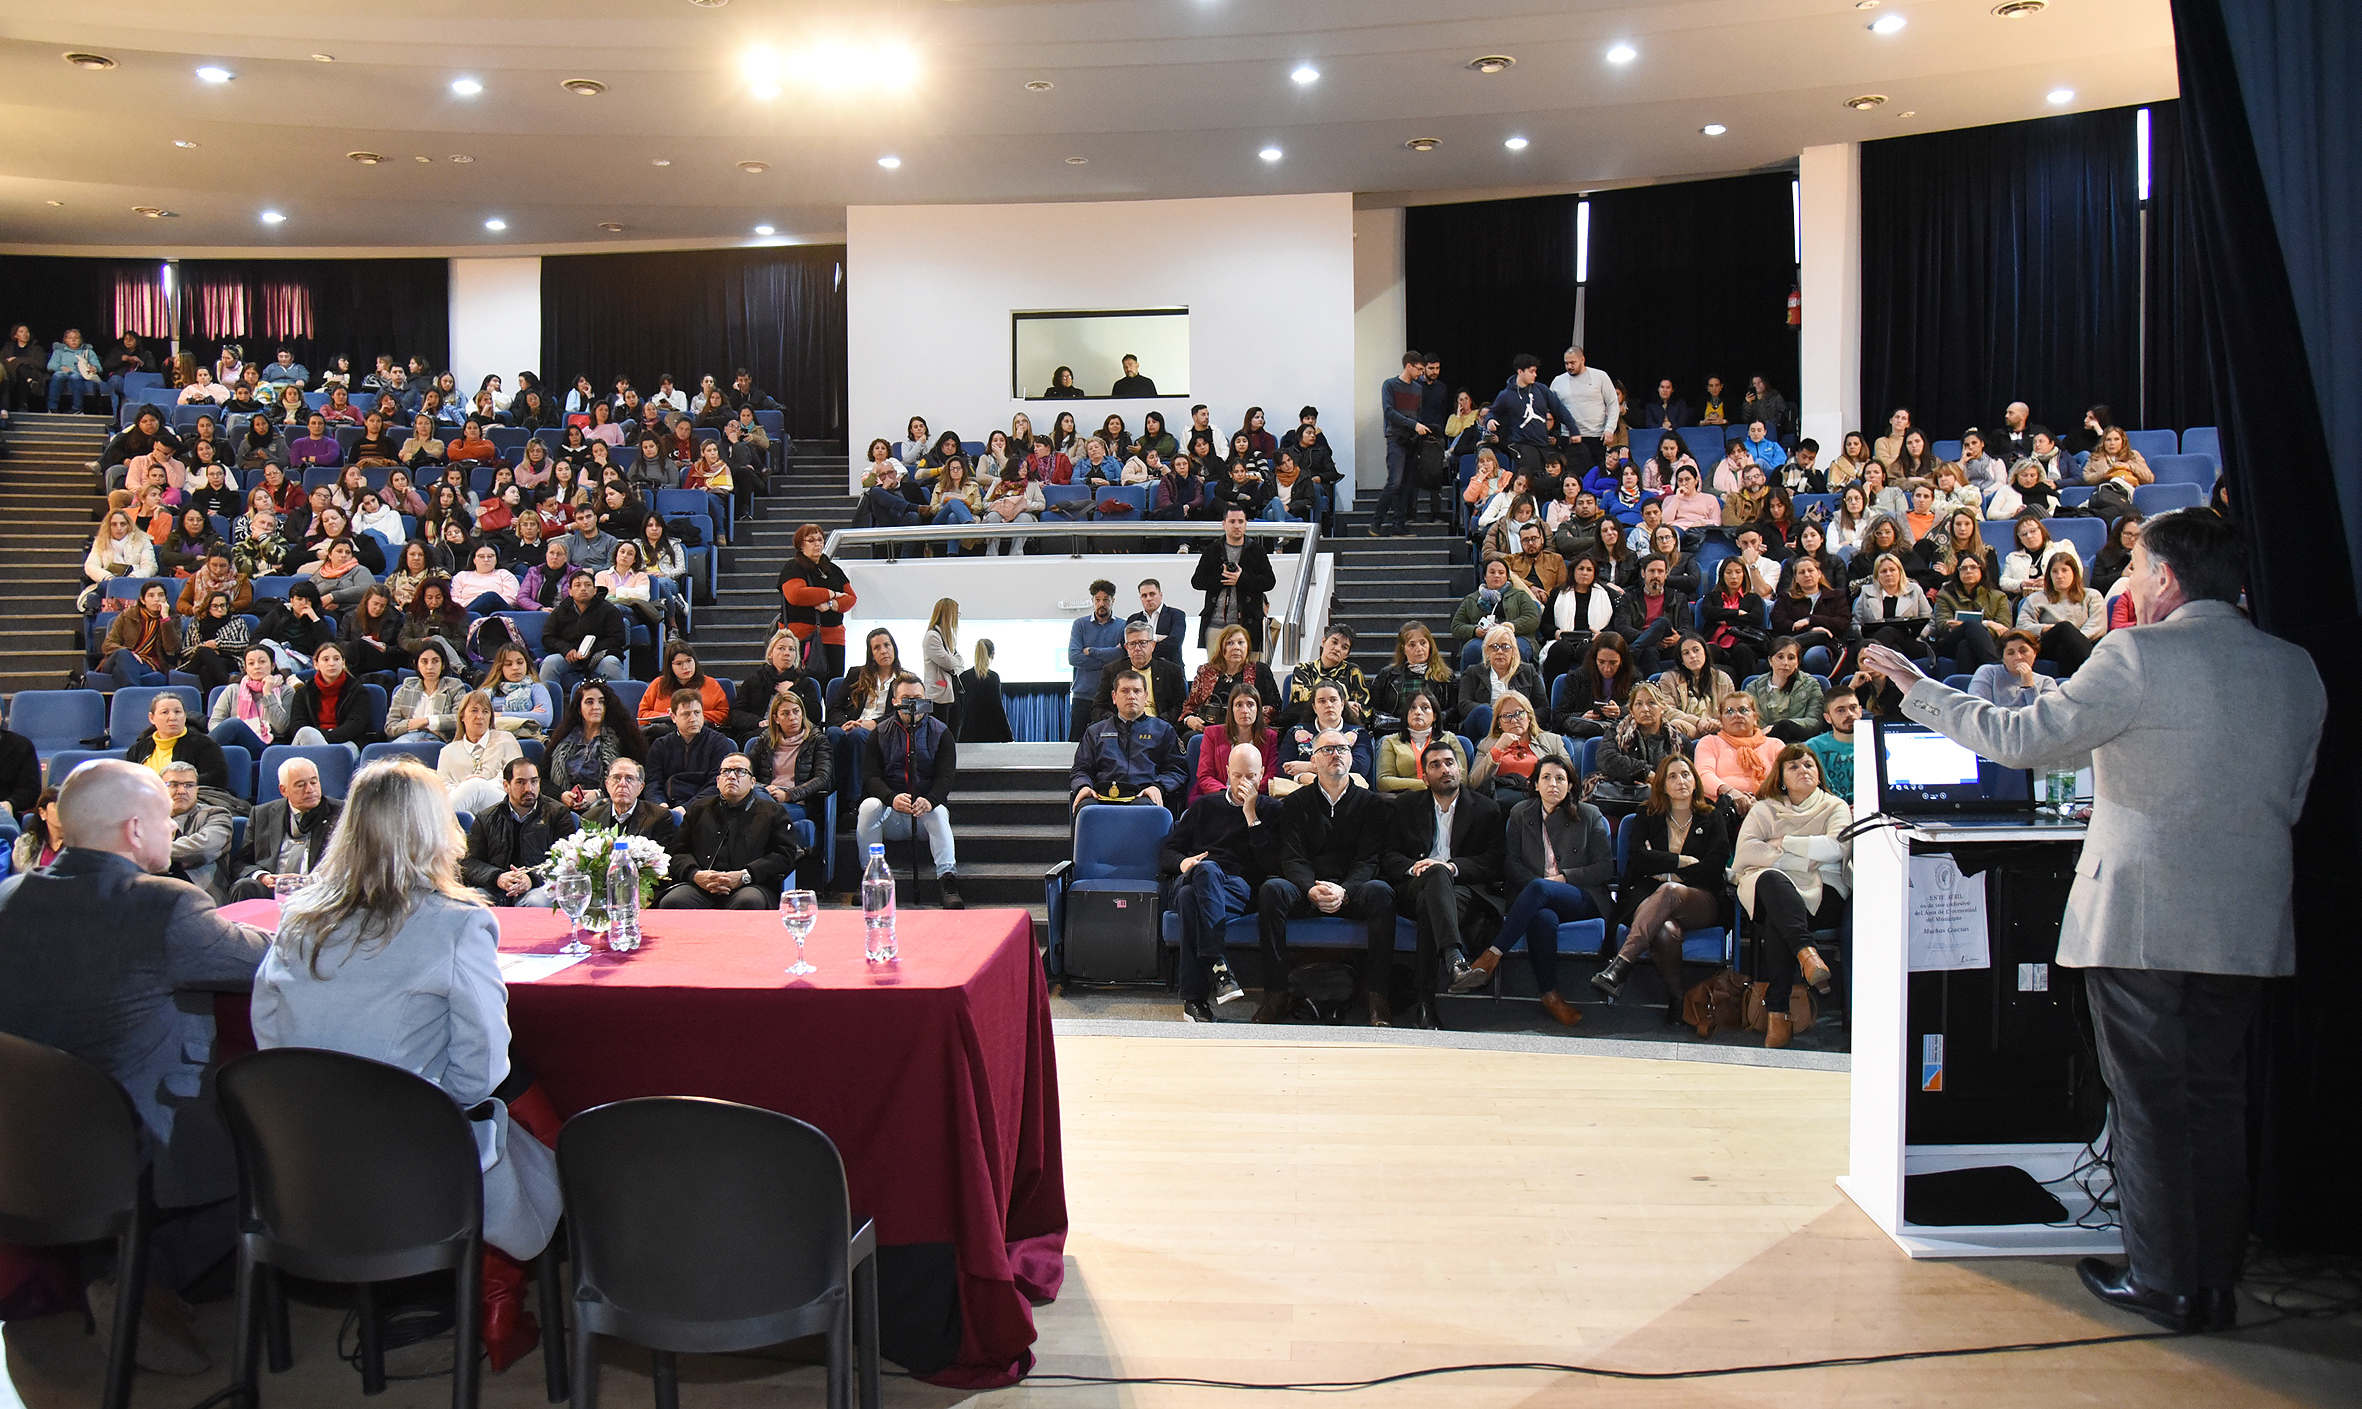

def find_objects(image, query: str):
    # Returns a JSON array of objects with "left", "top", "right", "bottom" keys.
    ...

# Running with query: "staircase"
[
  {"left": 1324, "top": 510, "right": 1470, "bottom": 687},
  {"left": 0, "top": 412, "right": 113, "bottom": 696},
  {"left": 689, "top": 445, "right": 854, "bottom": 681}
]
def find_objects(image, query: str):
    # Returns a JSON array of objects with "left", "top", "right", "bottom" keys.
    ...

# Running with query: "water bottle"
[
  {"left": 861, "top": 843, "right": 898, "bottom": 963},
  {"left": 607, "top": 839, "right": 643, "bottom": 952}
]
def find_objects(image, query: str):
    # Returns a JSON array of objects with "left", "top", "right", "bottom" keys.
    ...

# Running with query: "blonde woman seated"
[
  {"left": 1999, "top": 514, "right": 2080, "bottom": 596},
  {"left": 250, "top": 759, "right": 564, "bottom": 1372},
  {"left": 1593, "top": 682, "right": 1687, "bottom": 795},
  {"left": 1376, "top": 688, "right": 1467, "bottom": 793},
  {"left": 1731, "top": 743, "right": 1851, "bottom": 1048},
  {"left": 2014, "top": 553, "right": 2107, "bottom": 675},
  {"left": 438, "top": 689, "right": 525, "bottom": 815},
  {"left": 1852, "top": 551, "right": 1934, "bottom": 664},
  {"left": 1592, "top": 754, "right": 1731, "bottom": 1023},
  {"left": 1465, "top": 689, "right": 1570, "bottom": 803}
]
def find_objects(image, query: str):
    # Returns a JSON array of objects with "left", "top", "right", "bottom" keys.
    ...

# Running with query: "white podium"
[{"left": 1836, "top": 756, "right": 2121, "bottom": 1259}]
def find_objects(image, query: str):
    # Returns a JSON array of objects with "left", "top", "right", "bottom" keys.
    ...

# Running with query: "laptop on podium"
[{"left": 1870, "top": 718, "right": 2045, "bottom": 828}]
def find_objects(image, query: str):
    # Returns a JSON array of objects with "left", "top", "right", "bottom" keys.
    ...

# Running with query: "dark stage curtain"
[
  {"left": 1584, "top": 173, "right": 1799, "bottom": 421},
  {"left": 1403, "top": 195, "right": 1582, "bottom": 411},
  {"left": 1860, "top": 107, "right": 2144, "bottom": 437},
  {"left": 2140, "top": 102, "right": 2218, "bottom": 434},
  {"left": 540, "top": 246, "right": 846, "bottom": 440},
  {"left": 0, "top": 256, "right": 141, "bottom": 347},
  {"left": 2169, "top": 0, "right": 2361, "bottom": 1257}
]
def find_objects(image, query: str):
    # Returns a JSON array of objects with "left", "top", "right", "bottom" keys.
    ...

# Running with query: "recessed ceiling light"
[
  {"left": 132, "top": 207, "right": 178, "bottom": 218},
  {"left": 754, "top": 225, "right": 775, "bottom": 235},
  {"left": 1404, "top": 137, "right": 1441, "bottom": 152},
  {"left": 172, "top": 139, "right": 199, "bottom": 148},
  {"left": 1259, "top": 147, "right": 1283, "bottom": 161},
  {"left": 1993, "top": 0, "right": 2047, "bottom": 14},
  {"left": 448, "top": 154, "right": 474, "bottom": 163},
  {"left": 45, "top": 200, "right": 63, "bottom": 207},
  {"left": 1291, "top": 64, "right": 1319, "bottom": 84},
  {"left": 650, "top": 158, "right": 672, "bottom": 167},
  {"left": 347, "top": 151, "right": 384, "bottom": 164},
  {"left": 1025, "top": 79, "right": 1054, "bottom": 92},
  {"left": 1870, "top": 13, "right": 1907, "bottom": 33},
  {"left": 1065, "top": 156, "right": 1089, "bottom": 165},
  {"left": 1856, "top": 1, "right": 1880, "bottom": 8},
  {"left": 1700, "top": 123, "right": 1728, "bottom": 136},
  {"left": 561, "top": 79, "right": 606, "bottom": 97},
  {"left": 688, "top": 0, "right": 728, "bottom": 7},
  {"left": 1899, "top": 110, "right": 1917, "bottom": 117},
  {"left": 749, "top": 82, "right": 781, "bottom": 100},
  {"left": 413, "top": 155, "right": 433, "bottom": 164},
  {"left": 2047, "top": 88, "right": 2075, "bottom": 104},
  {"left": 311, "top": 53, "right": 336, "bottom": 63},
  {"left": 195, "top": 66, "right": 233, "bottom": 83},
  {"left": 876, "top": 155, "right": 901, "bottom": 169},
  {"left": 1606, "top": 44, "right": 1637, "bottom": 64},
  {"left": 1467, "top": 55, "right": 1515, "bottom": 75},
  {"left": 483, "top": 218, "right": 506, "bottom": 231},
  {"left": 738, "top": 160, "right": 770, "bottom": 173},
  {"left": 450, "top": 78, "right": 483, "bottom": 96},
  {"left": 1504, "top": 136, "right": 1530, "bottom": 151},
  {"left": 599, "top": 222, "right": 625, "bottom": 232},
  {"left": 64, "top": 53, "right": 117, "bottom": 71},
  {"left": 1846, "top": 94, "right": 1888, "bottom": 111},
  {"left": 260, "top": 211, "right": 286, "bottom": 224}
]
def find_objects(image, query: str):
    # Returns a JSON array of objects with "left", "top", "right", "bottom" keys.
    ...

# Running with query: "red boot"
[{"left": 479, "top": 1247, "right": 540, "bottom": 1374}]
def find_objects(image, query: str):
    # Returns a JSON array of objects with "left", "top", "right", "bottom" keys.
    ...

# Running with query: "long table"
[{"left": 217, "top": 902, "right": 1066, "bottom": 1388}]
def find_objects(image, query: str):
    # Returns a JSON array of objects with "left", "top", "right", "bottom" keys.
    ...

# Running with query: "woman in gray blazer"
[{"left": 249, "top": 756, "right": 562, "bottom": 1375}]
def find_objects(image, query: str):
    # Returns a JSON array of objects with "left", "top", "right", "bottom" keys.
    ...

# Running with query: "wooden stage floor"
[{"left": 4, "top": 1033, "right": 2354, "bottom": 1408}]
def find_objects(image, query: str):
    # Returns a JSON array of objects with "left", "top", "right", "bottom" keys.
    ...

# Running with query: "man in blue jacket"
[
  {"left": 1484, "top": 354, "right": 1578, "bottom": 475},
  {"left": 1070, "top": 671, "right": 1185, "bottom": 813},
  {"left": 1374, "top": 350, "right": 1429, "bottom": 538},
  {"left": 1067, "top": 578, "right": 1128, "bottom": 741}
]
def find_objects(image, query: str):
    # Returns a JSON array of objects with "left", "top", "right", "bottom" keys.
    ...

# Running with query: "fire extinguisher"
[{"left": 1787, "top": 285, "right": 1802, "bottom": 327}]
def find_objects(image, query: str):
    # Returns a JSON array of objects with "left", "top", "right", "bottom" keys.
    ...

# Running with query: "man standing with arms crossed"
[
  {"left": 1550, "top": 346, "right": 1619, "bottom": 475},
  {"left": 1861, "top": 509, "right": 2324, "bottom": 1333}
]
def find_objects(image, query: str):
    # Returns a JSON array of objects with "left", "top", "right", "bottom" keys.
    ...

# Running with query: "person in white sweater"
[
  {"left": 1998, "top": 515, "right": 2080, "bottom": 596},
  {"left": 1730, "top": 744, "right": 1852, "bottom": 1047}
]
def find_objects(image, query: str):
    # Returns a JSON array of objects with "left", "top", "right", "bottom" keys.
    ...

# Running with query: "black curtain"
[
  {"left": 1584, "top": 172, "right": 1799, "bottom": 415},
  {"left": 540, "top": 246, "right": 846, "bottom": 440},
  {"left": 1403, "top": 195, "right": 1582, "bottom": 410},
  {"left": 0, "top": 255, "right": 167, "bottom": 346},
  {"left": 2169, "top": 0, "right": 2361, "bottom": 1256},
  {"left": 178, "top": 258, "right": 448, "bottom": 376},
  {"left": 2141, "top": 102, "right": 2218, "bottom": 433},
  {"left": 1860, "top": 107, "right": 2144, "bottom": 437}
]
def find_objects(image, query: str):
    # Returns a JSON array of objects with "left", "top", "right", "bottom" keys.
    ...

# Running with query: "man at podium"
[{"left": 1861, "top": 509, "right": 2324, "bottom": 1334}]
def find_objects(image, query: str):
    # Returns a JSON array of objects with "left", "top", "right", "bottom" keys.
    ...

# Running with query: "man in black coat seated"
[
  {"left": 1382, "top": 741, "right": 1506, "bottom": 1029},
  {"left": 1090, "top": 621, "right": 1189, "bottom": 725},
  {"left": 580, "top": 756, "right": 679, "bottom": 847},
  {"left": 658, "top": 752, "right": 802, "bottom": 909},
  {"left": 461, "top": 757, "right": 578, "bottom": 907},
  {"left": 1609, "top": 553, "right": 1692, "bottom": 674},
  {"left": 647, "top": 692, "right": 732, "bottom": 807},
  {"left": 1162, "top": 745, "right": 1280, "bottom": 1023},
  {"left": 230, "top": 755, "right": 343, "bottom": 900},
  {"left": 0, "top": 720, "right": 44, "bottom": 826},
  {"left": 538, "top": 570, "right": 631, "bottom": 693},
  {"left": 1253, "top": 728, "right": 1397, "bottom": 1027}
]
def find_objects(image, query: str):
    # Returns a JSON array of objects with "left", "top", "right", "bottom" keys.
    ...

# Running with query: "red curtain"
[{"left": 111, "top": 271, "right": 169, "bottom": 338}]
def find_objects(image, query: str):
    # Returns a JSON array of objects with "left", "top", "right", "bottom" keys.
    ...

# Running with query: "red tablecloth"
[{"left": 217, "top": 902, "right": 1066, "bottom": 1388}]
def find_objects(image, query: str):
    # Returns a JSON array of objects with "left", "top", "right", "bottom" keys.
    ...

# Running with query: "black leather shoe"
[
  {"left": 2076, "top": 1258, "right": 2205, "bottom": 1332},
  {"left": 1181, "top": 1000, "right": 1215, "bottom": 1024},
  {"left": 1414, "top": 996, "right": 1443, "bottom": 1031},
  {"left": 2202, "top": 1288, "right": 2238, "bottom": 1330}
]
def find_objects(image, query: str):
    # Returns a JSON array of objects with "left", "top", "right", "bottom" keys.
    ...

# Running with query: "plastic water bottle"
[
  {"left": 607, "top": 839, "right": 643, "bottom": 952},
  {"left": 861, "top": 843, "right": 898, "bottom": 963}
]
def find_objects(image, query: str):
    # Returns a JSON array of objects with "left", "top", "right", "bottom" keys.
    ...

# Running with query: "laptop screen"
[{"left": 1874, "top": 719, "right": 2035, "bottom": 815}]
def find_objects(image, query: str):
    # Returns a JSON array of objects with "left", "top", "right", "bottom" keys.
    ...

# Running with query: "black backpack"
[
  {"left": 665, "top": 515, "right": 705, "bottom": 547},
  {"left": 1412, "top": 437, "right": 1447, "bottom": 489}
]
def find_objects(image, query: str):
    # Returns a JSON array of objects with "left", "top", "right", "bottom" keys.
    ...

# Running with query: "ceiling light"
[
  {"left": 1259, "top": 147, "right": 1283, "bottom": 161},
  {"left": 1025, "top": 79, "right": 1054, "bottom": 92},
  {"left": 561, "top": 78, "right": 606, "bottom": 97},
  {"left": 749, "top": 82, "right": 781, "bottom": 100},
  {"left": 1856, "top": 1, "right": 1880, "bottom": 8},
  {"left": 877, "top": 155, "right": 901, "bottom": 169},
  {"left": 1467, "top": 55, "right": 1515, "bottom": 75},
  {"left": 688, "top": 0, "right": 728, "bottom": 7},
  {"left": 311, "top": 53, "right": 336, "bottom": 63},
  {"left": 483, "top": 218, "right": 506, "bottom": 231},
  {"left": 413, "top": 155, "right": 432, "bottom": 163},
  {"left": 260, "top": 211, "right": 286, "bottom": 224},
  {"left": 195, "top": 66, "right": 233, "bottom": 83},
  {"left": 64, "top": 53, "right": 117, "bottom": 71},
  {"left": 1870, "top": 13, "right": 1907, "bottom": 33},
  {"left": 1503, "top": 136, "right": 1529, "bottom": 151},
  {"left": 450, "top": 78, "right": 483, "bottom": 96},
  {"left": 1065, "top": 156, "right": 1089, "bottom": 165},
  {"left": 1606, "top": 44, "right": 1637, "bottom": 64},
  {"left": 599, "top": 222, "right": 625, "bottom": 231},
  {"left": 1993, "top": 1, "right": 2048, "bottom": 14},
  {"left": 45, "top": 200, "right": 63, "bottom": 207},
  {"left": 1291, "top": 64, "right": 1319, "bottom": 84},
  {"left": 449, "top": 154, "right": 474, "bottom": 163},
  {"left": 1846, "top": 94, "right": 1888, "bottom": 110},
  {"left": 132, "top": 207, "right": 178, "bottom": 218},
  {"left": 1404, "top": 137, "right": 1441, "bottom": 152},
  {"left": 173, "top": 139, "right": 200, "bottom": 148},
  {"left": 747, "top": 41, "right": 921, "bottom": 95},
  {"left": 1899, "top": 110, "right": 1917, "bottom": 117},
  {"left": 2047, "top": 88, "right": 2075, "bottom": 104},
  {"left": 754, "top": 225, "right": 775, "bottom": 235},
  {"left": 738, "top": 160, "right": 770, "bottom": 173},
  {"left": 650, "top": 158, "right": 672, "bottom": 167},
  {"left": 1700, "top": 124, "right": 1728, "bottom": 136}
]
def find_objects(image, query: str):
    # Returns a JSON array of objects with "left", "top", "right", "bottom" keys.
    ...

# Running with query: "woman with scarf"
[
  {"left": 777, "top": 523, "right": 856, "bottom": 680},
  {"left": 1693, "top": 690, "right": 1783, "bottom": 814},
  {"left": 99, "top": 580, "right": 176, "bottom": 688},
  {"left": 1180, "top": 624, "right": 1280, "bottom": 733}
]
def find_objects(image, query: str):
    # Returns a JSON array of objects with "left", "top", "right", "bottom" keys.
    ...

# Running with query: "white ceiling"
[{"left": 0, "top": 0, "right": 2178, "bottom": 255}]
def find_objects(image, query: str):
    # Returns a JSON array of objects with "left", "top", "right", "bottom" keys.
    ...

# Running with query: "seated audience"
[
  {"left": 481, "top": 642, "right": 555, "bottom": 737},
  {"left": 1093, "top": 620, "right": 1189, "bottom": 725},
  {"left": 122, "top": 691, "right": 230, "bottom": 794},
  {"left": 388, "top": 644, "right": 466, "bottom": 743},
  {"left": 538, "top": 570, "right": 630, "bottom": 690},
  {"left": 580, "top": 756, "right": 678, "bottom": 844},
  {"left": 1375, "top": 689, "right": 1466, "bottom": 794},
  {"left": 1451, "top": 754, "right": 1611, "bottom": 1027},
  {"left": 2015, "top": 553, "right": 2107, "bottom": 674},
  {"left": 857, "top": 677, "right": 962, "bottom": 909},
  {"left": 439, "top": 690, "right": 526, "bottom": 815},
  {"left": 1453, "top": 625, "right": 1545, "bottom": 737},
  {"left": 1731, "top": 744, "right": 1851, "bottom": 1048},
  {"left": 1251, "top": 728, "right": 1396, "bottom": 1027},
  {"left": 1694, "top": 691, "right": 1784, "bottom": 812},
  {"left": 1767, "top": 557, "right": 1851, "bottom": 677},
  {"left": 1802, "top": 686, "right": 1864, "bottom": 802},
  {"left": 1070, "top": 669, "right": 1186, "bottom": 812},
  {"left": 1270, "top": 681, "right": 1375, "bottom": 796},
  {"left": 1593, "top": 755, "right": 1731, "bottom": 1022},
  {"left": 1552, "top": 631, "right": 1636, "bottom": 740},
  {"left": 1929, "top": 555, "right": 2014, "bottom": 672},
  {"left": 547, "top": 682, "right": 647, "bottom": 809},
  {"left": 1383, "top": 738, "right": 1507, "bottom": 1028},
  {"left": 1191, "top": 685, "right": 1278, "bottom": 804},
  {"left": 1968, "top": 630, "right": 2063, "bottom": 707},
  {"left": 1465, "top": 689, "right": 1570, "bottom": 803},
  {"left": 1594, "top": 682, "right": 1687, "bottom": 796},
  {"left": 658, "top": 754, "right": 803, "bottom": 909},
  {"left": 461, "top": 757, "right": 576, "bottom": 909},
  {"left": 1539, "top": 553, "right": 1622, "bottom": 682},
  {"left": 1370, "top": 622, "right": 1457, "bottom": 728},
  {"left": 748, "top": 690, "right": 834, "bottom": 817},
  {"left": 1852, "top": 551, "right": 1935, "bottom": 663},
  {"left": 230, "top": 756, "right": 343, "bottom": 900},
  {"left": 1180, "top": 625, "right": 1280, "bottom": 734},
  {"left": 1450, "top": 557, "right": 1540, "bottom": 664},
  {"left": 1164, "top": 737, "right": 1280, "bottom": 1021}
]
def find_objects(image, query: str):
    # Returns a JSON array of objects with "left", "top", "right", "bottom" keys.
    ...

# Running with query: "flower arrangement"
[{"left": 544, "top": 827, "right": 669, "bottom": 928}]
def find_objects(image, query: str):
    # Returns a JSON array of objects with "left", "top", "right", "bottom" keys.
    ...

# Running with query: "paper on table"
[
  {"left": 1907, "top": 853, "right": 1990, "bottom": 972},
  {"left": 497, "top": 951, "right": 591, "bottom": 983}
]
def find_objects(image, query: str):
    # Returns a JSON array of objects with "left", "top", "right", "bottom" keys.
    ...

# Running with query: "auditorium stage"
[{"left": 3, "top": 1032, "right": 2351, "bottom": 1408}]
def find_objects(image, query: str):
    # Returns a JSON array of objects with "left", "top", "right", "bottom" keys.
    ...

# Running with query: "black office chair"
[
  {"left": 218, "top": 1046, "right": 566, "bottom": 1408},
  {"left": 0, "top": 1031, "right": 149, "bottom": 1409},
  {"left": 556, "top": 1096, "right": 880, "bottom": 1409}
]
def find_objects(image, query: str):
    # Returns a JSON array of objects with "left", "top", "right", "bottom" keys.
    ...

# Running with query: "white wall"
[
  {"left": 846, "top": 193, "right": 1356, "bottom": 494},
  {"left": 1797, "top": 144, "right": 1863, "bottom": 454},
  {"left": 1351, "top": 206, "right": 1407, "bottom": 491},
  {"left": 447, "top": 256, "right": 542, "bottom": 394}
]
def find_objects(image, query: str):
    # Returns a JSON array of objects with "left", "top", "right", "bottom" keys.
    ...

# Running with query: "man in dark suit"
[
  {"left": 461, "top": 757, "right": 578, "bottom": 907},
  {"left": 0, "top": 761, "right": 269, "bottom": 1371},
  {"left": 1189, "top": 508, "right": 1277, "bottom": 656},
  {"left": 658, "top": 753, "right": 802, "bottom": 908},
  {"left": 1162, "top": 746, "right": 1280, "bottom": 1023},
  {"left": 1126, "top": 578, "right": 1189, "bottom": 668},
  {"left": 1253, "top": 729, "right": 1396, "bottom": 1027},
  {"left": 1382, "top": 740, "right": 1506, "bottom": 1029},
  {"left": 1091, "top": 621, "right": 1189, "bottom": 725},
  {"left": 0, "top": 720, "right": 39, "bottom": 825},
  {"left": 229, "top": 755, "right": 344, "bottom": 900},
  {"left": 580, "top": 755, "right": 679, "bottom": 847}
]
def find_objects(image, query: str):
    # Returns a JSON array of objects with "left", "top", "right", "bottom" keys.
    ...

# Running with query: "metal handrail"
[{"left": 820, "top": 519, "right": 1325, "bottom": 659}]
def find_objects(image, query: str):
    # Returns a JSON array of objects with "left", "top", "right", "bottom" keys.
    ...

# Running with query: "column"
[{"left": 1797, "top": 143, "right": 1862, "bottom": 453}]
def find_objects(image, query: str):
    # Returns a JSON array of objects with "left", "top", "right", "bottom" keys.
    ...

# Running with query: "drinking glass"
[
  {"left": 781, "top": 889, "right": 819, "bottom": 976},
  {"left": 554, "top": 872, "right": 593, "bottom": 956}
]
